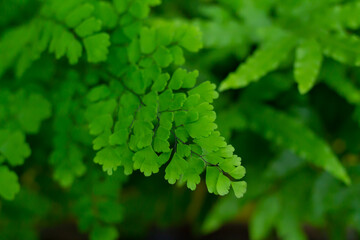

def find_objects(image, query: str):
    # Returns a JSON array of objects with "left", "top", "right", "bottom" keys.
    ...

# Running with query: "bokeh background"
[{"left": 1, "top": 0, "right": 360, "bottom": 239}]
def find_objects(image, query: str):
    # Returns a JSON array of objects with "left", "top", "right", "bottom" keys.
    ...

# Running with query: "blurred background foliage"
[{"left": 1, "top": 0, "right": 360, "bottom": 239}]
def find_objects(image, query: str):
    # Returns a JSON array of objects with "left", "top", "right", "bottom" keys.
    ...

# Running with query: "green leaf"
[
  {"left": 127, "top": 39, "right": 141, "bottom": 64},
  {"left": 169, "top": 68, "right": 185, "bottom": 90},
  {"left": 95, "top": 144, "right": 134, "bottom": 176},
  {"left": 189, "top": 81, "right": 218, "bottom": 103},
  {"left": 335, "top": 1, "right": 360, "bottom": 29},
  {"left": 0, "top": 166, "right": 20, "bottom": 200},
  {"left": 51, "top": 144, "right": 86, "bottom": 187},
  {"left": 17, "top": 93, "right": 51, "bottom": 133},
  {"left": 87, "top": 85, "right": 111, "bottom": 102},
  {"left": 154, "top": 112, "right": 173, "bottom": 153},
  {"left": 176, "top": 143, "right": 191, "bottom": 157},
  {"left": 182, "top": 155, "right": 204, "bottom": 190},
  {"left": 94, "top": 2, "right": 118, "bottom": 29},
  {"left": 205, "top": 166, "right": 231, "bottom": 195},
  {"left": 169, "top": 93, "right": 186, "bottom": 110},
  {"left": 152, "top": 73, "right": 170, "bottom": 92},
  {"left": 109, "top": 129, "right": 128, "bottom": 146},
  {"left": 322, "top": 61, "right": 360, "bottom": 104},
  {"left": 90, "top": 115, "right": 113, "bottom": 136},
  {"left": 129, "top": 0, "right": 150, "bottom": 19},
  {"left": 205, "top": 166, "right": 219, "bottom": 194},
  {"left": 153, "top": 46, "right": 173, "bottom": 68},
  {"left": 165, "top": 153, "right": 188, "bottom": 184},
  {"left": 86, "top": 99, "right": 117, "bottom": 133},
  {"left": 140, "top": 27, "right": 156, "bottom": 54},
  {"left": 65, "top": 3, "right": 94, "bottom": 28},
  {"left": 0, "top": 130, "right": 31, "bottom": 166},
  {"left": 320, "top": 33, "right": 360, "bottom": 66},
  {"left": 220, "top": 34, "right": 296, "bottom": 91},
  {"left": 294, "top": 38, "right": 322, "bottom": 94},
  {"left": 156, "top": 23, "right": 174, "bottom": 46},
  {"left": 231, "top": 181, "right": 247, "bottom": 198},
  {"left": 84, "top": 33, "right": 111, "bottom": 63},
  {"left": 228, "top": 165, "right": 246, "bottom": 179},
  {"left": 194, "top": 131, "right": 226, "bottom": 153},
  {"left": 94, "top": 147, "right": 122, "bottom": 175},
  {"left": 169, "top": 68, "right": 198, "bottom": 90},
  {"left": 49, "top": 25, "right": 83, "bottom": 64},
  {"left": 170, "top": 46, "right": 185, "bottom": 65},
  {"left": 216, "top": 172, "right": 231, "bottom": 196},
  {"left": 176, "top": 24, "right": 203, "bottom": 52},
  {"left": 184, "top": 102, "right": 217, "bottom": 138},
  {"left": 130, "top": 120, "right": 154, "bottom": 149},
  {"left": 113, "top": 0, "right": 130, "bottom": 14},
  {"left": 159, "top": 89, "right": 173, "bottom": 111},
  {"left": 75, "top": 17, "right": 102, "bottom": 38},
  {"left": 133, "top": 146, "right": 159, "bottom": 176},
  {"left": 119, "top": 146, "right": 134, "bottom": 175},
  {"left": 0, "top": 25, "right": 32, "bottom": 77},
  {"left": 67, "top": 36, "right": 83, "bottom": 64}
]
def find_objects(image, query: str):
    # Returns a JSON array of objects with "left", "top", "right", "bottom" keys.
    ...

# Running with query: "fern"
[
  {"left": 50, "top": 76, "right": 90, "bottom": 187},
  {"left": 334, "top": 1, "right": 360, "bottom": 30},
  {"left": 0, "top": 0, "right": 246, "bottom": 204},
  {"left": 320, "top": 33, "right": 360, "bottom": 66},
  {"left": 0, "top": 166, "right": 20, "bottom": 201},
  {"left": 219, "top": 33, "right": 296, "bottom": 90},
  {"left": 294, "top": 38, "right": 322, "bottom": 94},
  {"left": 213, "top": 0, "right": 360, "bottom": 93},
  {"left": 321, "top": 61, "right": 360, "bottom": 105},
  {"left": 0, "top": 90, "right": 50, "bottom": 199},
  {"left": 0, "top": 1, "right": 247, "bottom": 238},
  {"left": 2, "top": 0, "right": 360, "bottom": 239}
]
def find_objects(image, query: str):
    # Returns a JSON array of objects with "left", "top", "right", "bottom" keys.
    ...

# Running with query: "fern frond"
[
  {"left": 333, "top": 1, "right": 360, "bottom": 30},
  {"left": 240, "top": 103, "right": 350, "bottom": 184},
  {"left": 0, "top": 166, "right": 20, "bottom": 200},
  {"left": 219, "top": 33, "right": 296, "bottom": 91},
  {"left": 322, "top": 61, "right": 360, "bottom": 105},
  {"left": 319, "top": 33, "right": 360, "bottom": 67},
  {"left": 0, "top": 89, "right": 50, "bottom": 199},
  {"left": 294, "top": 38, "right": 322, "bottom": 94}
]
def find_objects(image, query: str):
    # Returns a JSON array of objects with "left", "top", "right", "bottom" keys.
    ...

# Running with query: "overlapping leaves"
[
  {"left": 0, "top": 0, "right": 246, "bottom": 202},
  {"left": 86, "top": 69, "right": 246, "bottom": 197},
  {"left": 0, "top": 89, "right": 51, "bottom": 200},
  {"left": 198, "top": 0, "right": 360, "bottom": 94},
  {"left": 84, "top": 16, "right": 245, "bottom": 197}
]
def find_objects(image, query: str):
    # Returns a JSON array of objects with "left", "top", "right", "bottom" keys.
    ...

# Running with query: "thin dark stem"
[
  {"left": 127, "top": 104, "right": 142, "bottom": 144},
  {"left": 159, "top": 109, "right": 188, "bottom": 113},
  {"left": 105, "top": 71, "right": 146, "bottom": 106},
  {"left": 152, "top": 111, "right": 161, "bottom": 149},
  {"left": 168, "top": 133, "right": 178, "bottom": 162},
  {"left": 171, "top": 130, "right": 240, "bottom": 182}
]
